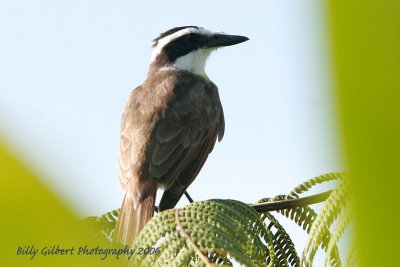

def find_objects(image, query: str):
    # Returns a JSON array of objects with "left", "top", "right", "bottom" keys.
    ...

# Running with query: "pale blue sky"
[{"left": 0, "top": 0, "right": 342, "bottom": 262}]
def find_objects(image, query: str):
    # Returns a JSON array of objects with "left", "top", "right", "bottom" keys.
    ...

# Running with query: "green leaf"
[
  {"left": 131, "top": 199, "right": 273, "bottom": 267},
  {"left": 302, "top": 179, "right": 348, "bottom": 266},
  {"left": 288, "top": 173, "right": 344, "bottom": 199}
]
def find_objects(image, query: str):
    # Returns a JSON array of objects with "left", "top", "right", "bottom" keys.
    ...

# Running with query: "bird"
[{"left": 114, "top": 26, "right": 248, "bottom": 245}]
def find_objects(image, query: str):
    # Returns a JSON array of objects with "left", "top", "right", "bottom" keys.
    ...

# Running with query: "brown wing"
[
  {"left": 157, "top": 125, "right": 220, "bottom": 211},
  {"left": 118, "top": 71, "right": 224, "bottom": 209},
  {"left": 150, "top": 73, "right": 224, "bottom": 211}
]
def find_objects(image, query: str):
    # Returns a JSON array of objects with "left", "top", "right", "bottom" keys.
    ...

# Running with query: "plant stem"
[{"left": 252, "top": 190, "right": 332, "bottom": 213}]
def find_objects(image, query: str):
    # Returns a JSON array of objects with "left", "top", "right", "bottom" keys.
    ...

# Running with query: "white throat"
[{"left": 160, "top": 48, "right": 213, "bottom": 78}]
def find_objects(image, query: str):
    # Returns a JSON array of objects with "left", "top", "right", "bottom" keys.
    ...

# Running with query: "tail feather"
[{"left": 114, "top": 191, "right": 155, "bottom": 245}]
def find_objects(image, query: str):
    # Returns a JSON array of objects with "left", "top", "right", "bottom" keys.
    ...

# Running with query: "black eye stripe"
[
  {"left": 187, "top": 33, "right": 198, "bottom": 39},
  {"left": 152, "top": 26, "right": 199, "bottom": 48},
  {"left": 161, "top": 33, "right": 207, "bottom": 63}
]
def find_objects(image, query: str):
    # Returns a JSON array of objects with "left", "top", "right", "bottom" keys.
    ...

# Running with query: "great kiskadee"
[{"left": 114, "top": 26, "right": 248, "bottom": 244}]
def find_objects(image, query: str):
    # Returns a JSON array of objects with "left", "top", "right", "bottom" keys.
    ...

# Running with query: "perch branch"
[{"left": 252, "top": 190, "right": 332, "bottom": 213}]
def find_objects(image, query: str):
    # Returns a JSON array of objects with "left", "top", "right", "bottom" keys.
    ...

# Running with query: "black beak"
[{"left": 206, "top": 34, "right": 249, "bottom": 48}]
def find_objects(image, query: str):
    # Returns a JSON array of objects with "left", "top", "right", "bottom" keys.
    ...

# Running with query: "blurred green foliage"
[
  {"left": 328, "top": 0, "right": 400, "bottom": 266},
  {"left": 0, "top": 144, "right": 120, "bottom": 267}
]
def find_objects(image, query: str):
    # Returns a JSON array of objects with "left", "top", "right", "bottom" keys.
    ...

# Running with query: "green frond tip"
[
  {"left": 84, "top": 208, "right": 119, "bottom": 244},
  {"left": 262, "top": 212, "right": 300, "bottom": 267},
  {"left": 289, "top": 172, "right": 345, "bottom": 199},
  {"left": 345, "top": 243, "right": 357, "bottom": 267},
  {"left": 257, "top": 195, "right": 340, "bottom": 266},
  {"left": 85, "top": 208, "right": 119, "bottom": 224},
  {"left": 256, "top": 193, "right": 341, "bottom": 266},
  {"left": 302, "top": 179, "right": 349, "bottom": 267},
  {"left": 325, "top": 203, "right": 352, "bottom": 267},
  {"left": 130, "top": 199, "right": 274, "bottom": 267}
]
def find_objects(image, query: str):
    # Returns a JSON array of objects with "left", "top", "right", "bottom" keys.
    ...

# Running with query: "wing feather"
[
  {"left": 118, "top": 71, "right": 224, "bottom": 206},
  {"left": 148, "top": 79, "right": 217, "bottom": 190}
]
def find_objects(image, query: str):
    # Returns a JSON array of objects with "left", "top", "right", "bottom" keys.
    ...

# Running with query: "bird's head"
[{"left": 148, "top": 26, "right": 249, "bottom": 78}]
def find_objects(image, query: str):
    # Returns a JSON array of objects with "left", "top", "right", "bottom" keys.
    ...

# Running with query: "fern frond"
[
  {"left": 84, "top": 208, "right": 119, "bottom": 243},
  {"left": 87, "top": 172, "right": 350, "bottom": 266},
  {"left": 283, "top": 205, "right": 340, "bottom": 267},
  {"left": 258, "top": 195, "right": 317, "bottom": 232},
  {"left": 325, "top": 203, "right": 351, "bottom": 267},
  {"left": 302, "top": 179, "right": 348, "bottom": 266},
  {"left": 289, "top": 173, "right": 344, "bottom": 199},
  {"left": 262, "top": 212, "right": 300, "bottom": 267},
  {"left": 345, "top": 243, "right": 357, "bottom": 267},
  {"left": 257, "top": 195, "right": 341, "bottom": 267},
  {"left": 152, "top": 232, "right": 185, "bottom": 266},
  {"left": 130, "top": 199, "right": 274, "bottom": 267}
]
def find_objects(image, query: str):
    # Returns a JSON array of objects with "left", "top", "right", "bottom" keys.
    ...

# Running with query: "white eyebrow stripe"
[{"left": 150, "top": 27, "right": 213, "bottom": 63}]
